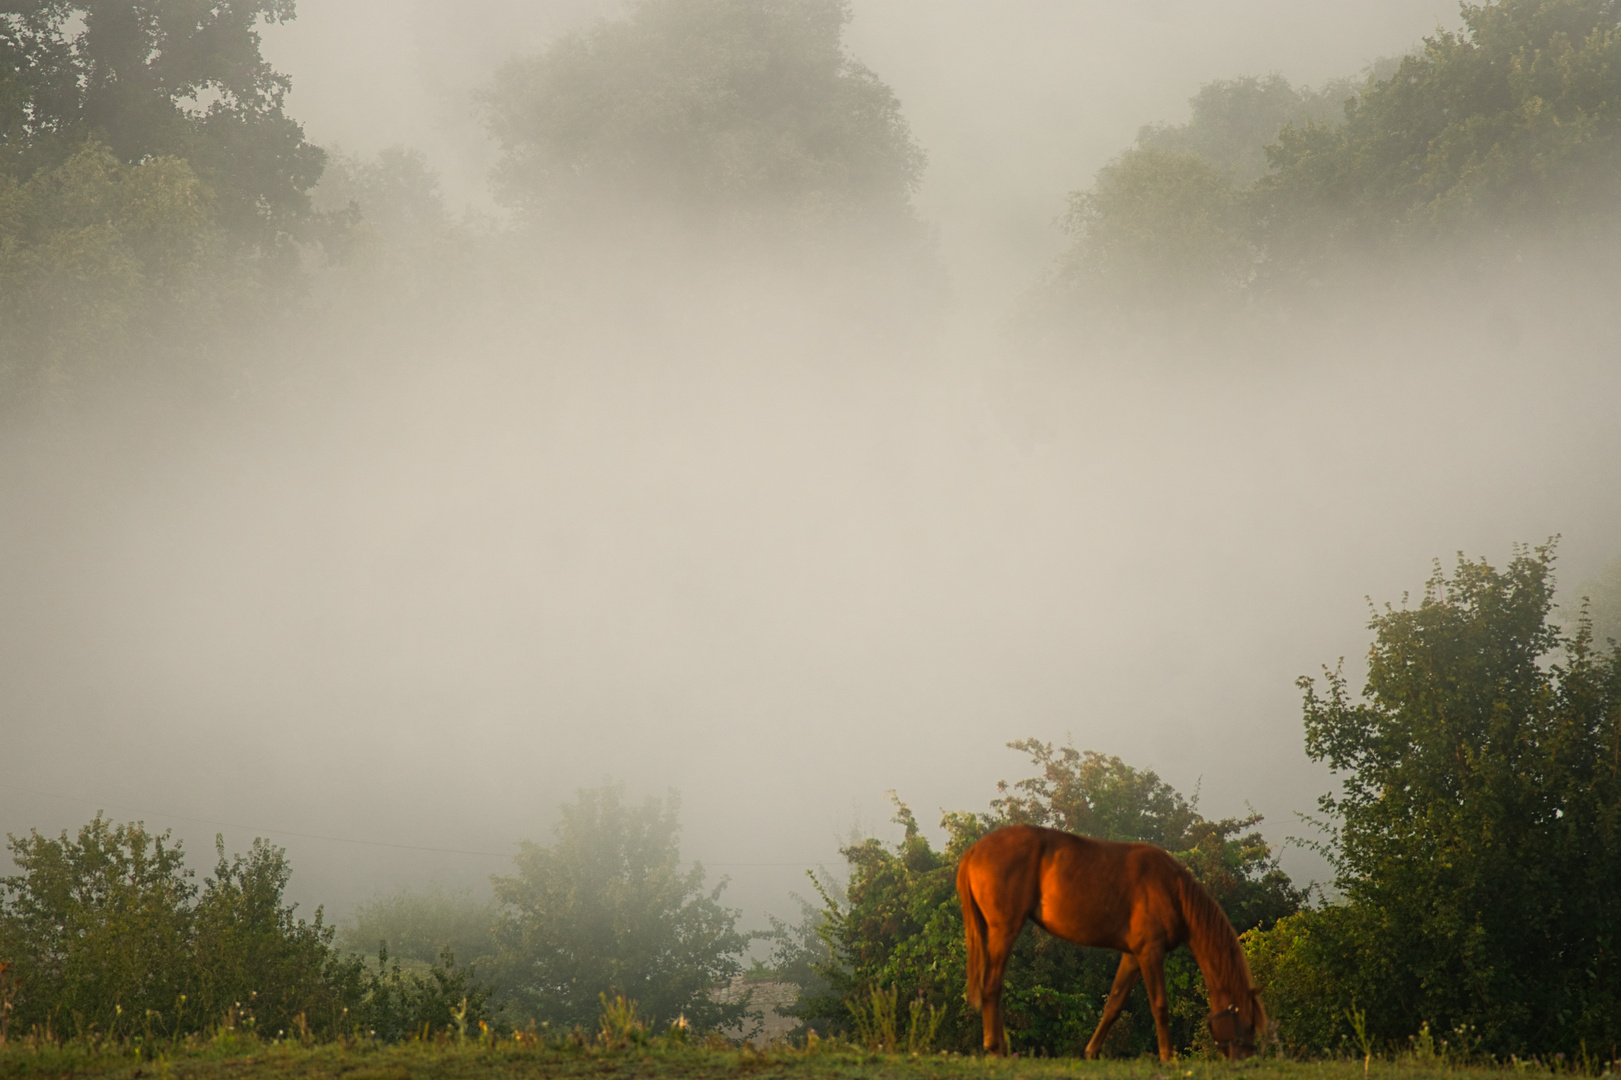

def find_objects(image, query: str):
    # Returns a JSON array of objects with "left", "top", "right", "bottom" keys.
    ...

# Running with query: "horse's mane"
[{"left": 1174, "top": 866, "right": 1255, "bottom": 1000}]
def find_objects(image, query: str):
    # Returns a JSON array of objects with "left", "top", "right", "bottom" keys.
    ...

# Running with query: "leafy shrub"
[
  {"left": 339, "top": 887, "right": 496, "bottom": 973},
  {"left": 486, "top": 784, "right": 751, "bottom": 1034},
  {"left": 0, "top": 815, "right": 487, "bottom": 1042},
  {"left": 347, "top": 945, "right": 493, "bottom": 1042},
  {"left": 187, "top": 838, "right": 360, "bottom": 1038},
  {"left": 0, "top": 816, "right": 196, "bottom": 1038},
  {"left": 1292, "top": 544, "right": 1621, "bottom": 1056}
]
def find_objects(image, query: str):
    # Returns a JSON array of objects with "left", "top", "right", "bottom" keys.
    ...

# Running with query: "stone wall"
[{"left": 714, "top": 976, "right": 802, "bottom": 1045}]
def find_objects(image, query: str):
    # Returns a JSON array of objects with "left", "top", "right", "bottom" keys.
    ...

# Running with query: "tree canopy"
[
  {"left": 0, "top": 144, "right": 221, "bottom": 403},
  {"left": 480, "top": 0, "right": 925, "bottom": 233},
  {"left": 0, "top": 0, "right": 339, "bottom": 411},
  {"left": 1138, "top": 74, "right": 1356, "bottom": 184},
  {"left": 1047, "top": 0, "right": 1621, "bottom": 310},
  {"left": 1249, "top": 544, "right": 1621, "bottom": 1056},
  {"left": 1053, "top": 147, "right": 1249, "bottom": 307},
  {"left": 0, "top": 1, "right": 323, "bottom": 247},
  {"left": 1262, "top": 0, "right": 1621, "bottom": 262},
  {"left": 488, "top": 785, "right": 750, "bottom": 1032}
]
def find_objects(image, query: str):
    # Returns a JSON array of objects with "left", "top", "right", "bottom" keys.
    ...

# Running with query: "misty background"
[{"left": 4, "top": 0, "right": 1619, "bottom": 945}]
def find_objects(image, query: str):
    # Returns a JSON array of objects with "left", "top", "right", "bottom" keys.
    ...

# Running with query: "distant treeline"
[
  {"left": 0, "top": 0, "right": 931, "bottom": 412},
  {"left": 1044, "top": 0, "right": 1621, "bottom": 314},
  {"left": 0, "top": 786, "right": 744, "bottom": 1041},
  {"left": 6, "top": 0, "right": 1621, "bottom": 410}
]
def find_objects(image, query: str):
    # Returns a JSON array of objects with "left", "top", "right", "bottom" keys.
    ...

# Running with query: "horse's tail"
[{"left": 957, "top": 856, "right": 988, "bottom": 1010}]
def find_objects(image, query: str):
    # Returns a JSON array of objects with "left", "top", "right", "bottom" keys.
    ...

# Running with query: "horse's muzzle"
[{"left": 1209, "top": 1004, "right": 1257, "bottom": 1059}]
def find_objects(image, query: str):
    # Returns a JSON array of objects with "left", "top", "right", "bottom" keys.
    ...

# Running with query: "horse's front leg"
[
  {"left": 1084, "top": 952, "right": 1140, "bottom": 1059},
  {"left": 1136, "top": 946, "right": 1174, "bottom": 1061}
]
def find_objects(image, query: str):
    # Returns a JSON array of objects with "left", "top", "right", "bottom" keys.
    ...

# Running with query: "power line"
[
  {"left": 0, "top": 782, "right": 513, "bottom": 857},
  {"left": 0, "top": 783, "right": 835, "bottom": 868}
]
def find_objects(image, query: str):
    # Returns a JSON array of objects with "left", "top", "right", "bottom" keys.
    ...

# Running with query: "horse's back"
[
  {"left": 963, "top": 824, "right": 1162, "bottom": 875},
  {"left": 961, "top": 826, "right": 1187, "bottom": 950}
]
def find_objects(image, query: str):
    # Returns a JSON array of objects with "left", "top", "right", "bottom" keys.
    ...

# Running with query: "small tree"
[
  {"left": 189, "top": 837, "right": 353, "bottom": 1037},
  {"left": 1292, "top": 543, "right": 1621, "bottom": 1054},
  {"left": 0, "top": 816, "right": 195, "bottom": 1038},
  {"left": 1053, "top": 148, "right": 1250, "bottom": 308},
  {"left": 489, "top": 784, "right": 749, "bottom": 1032}
]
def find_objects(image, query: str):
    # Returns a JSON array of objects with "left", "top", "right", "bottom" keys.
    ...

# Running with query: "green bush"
[
  {"left": 347, "top": 945, "right": 493, "bottom": 1042},
  {"left": 486, "top": 784, "right": 751, "bottom": 1034},
  {"left": 1242, "top": 907, "right": 1365, "bottom": 1056},
  {"left": 187, "top": 838, "right": 359, "bottom": 1038},
  {"left": 0, "top": 816, "right": 196, "bottom": 1038},
  {"left": 1295, "top": 544, "right": 1621, "bottom": 1056},
  {"left": 340, "top": 888, "right": 497, "bottom": 974},
  {"left": 0, "top": 815, "right": 488, "bottom": 1042}
]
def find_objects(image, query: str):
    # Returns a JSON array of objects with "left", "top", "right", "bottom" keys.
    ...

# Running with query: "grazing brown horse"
[{"left": 957, "top": 825, "right": 1266, "bottom": 1061}]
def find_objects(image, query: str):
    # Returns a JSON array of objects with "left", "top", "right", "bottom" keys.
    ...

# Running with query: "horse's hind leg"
[
  {"left": 1084, "top": 952, "right": 1141, "bottom": 1059},
  {"left": 980, "top": 921, "right": 1020, "bottom": 1055}
]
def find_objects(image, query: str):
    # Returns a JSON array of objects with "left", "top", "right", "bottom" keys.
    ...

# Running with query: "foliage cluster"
[
  {"left": 0, "top": 816, "right": 488, "bottom": 1041},
  {"left": 784, "top": 744, "right": 1303, "bottom": 1059},
  {"left": 0, "top": 0, "right": 323, "bottom": 245},
  {"left": 481, "top": 0, "right": 926, "bottom": 237},
  {"left": 1, "top": 0, "right": 936, "bottom": 414},
  {"left": 0, "top": 789, "right": 755, "bottom": 1046},
  {"left": 1570, "top": 556, "right": 1621, "bottom": 651},
  {"left": 1051, "top": 0, "right": 1621, "bottom": 310},
  {"left": 338, "top": 888, "right": 495, "bottom": 976},
  {"left": 1137, "top": 75, "right": 1361, "bottom": 184},
  {"left": 0, "top": 143, "right": 230, "bottom": 404},
  {"left": 483, "top": 785, "right": 751, "bottom": 1034},
  {"left": 0, "top": 786, "right": 752, "bottom": 1045},
  {"left": 0, "top": 0, "right": 328, "bottom": 411},
  {"left": 1249, "top": 545, "right": 1621, "bottom": 1058}
]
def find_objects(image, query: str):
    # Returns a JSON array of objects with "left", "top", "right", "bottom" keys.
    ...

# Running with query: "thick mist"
[
  {"left": 4, "top": 0, "right": 1618, "bottom": 943},
  {"left": 267, "top": 0, "right": 1458, "bottom": 303}
]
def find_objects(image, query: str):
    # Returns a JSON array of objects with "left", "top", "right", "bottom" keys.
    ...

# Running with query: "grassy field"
[{"left": 1, "top": 1037, "right": 1607, "bottom": 1080}]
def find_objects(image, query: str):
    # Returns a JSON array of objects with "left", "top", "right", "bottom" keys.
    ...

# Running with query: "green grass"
[{"left": 1, "top": 1035, "right": 1610, "bottom": 1080}]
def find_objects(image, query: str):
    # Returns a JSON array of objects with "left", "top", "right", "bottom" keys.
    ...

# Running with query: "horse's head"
[{"left": 1209, "top": 989, "right": 1266, "bottom": 1060}]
